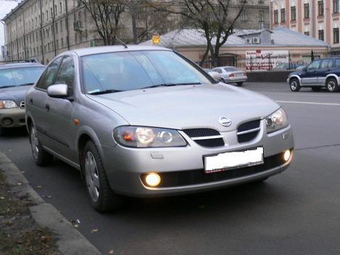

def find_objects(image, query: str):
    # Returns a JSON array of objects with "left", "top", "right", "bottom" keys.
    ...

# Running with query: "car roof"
[
  {"left": 61, "top": 45, "right": 172, "bottom": 57},
  {"left": 0, "top": 62, "right": 45, "bottom": 70}
]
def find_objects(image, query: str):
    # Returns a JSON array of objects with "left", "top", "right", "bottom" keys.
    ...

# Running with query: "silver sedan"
[
  {"left": 25, "top": 46, "right": 294, "bottom": 212},
  {"left": 212, "top": 66, "right": 248, "bottom": 86}
]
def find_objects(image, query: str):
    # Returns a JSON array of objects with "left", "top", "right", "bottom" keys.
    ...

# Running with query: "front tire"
[
  {"left": 29, "top": 124, "right": 53, "bottom": 166},
  {"left": 326, "top": 78, "right": 339, "bottom": 92},
  {"left": 236, "top": 82, "right": 243, "bottom": 86},
  {"left": 289, "top": 78, "right": 300, "bottom": 92},
  {"left": 83, "top": 141, "right": 123, "bottom": 212}
]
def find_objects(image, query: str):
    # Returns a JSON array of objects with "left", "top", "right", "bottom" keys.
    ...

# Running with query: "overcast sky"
[{"left": 0, "top": 1, "right": 20, "bottom": 56}]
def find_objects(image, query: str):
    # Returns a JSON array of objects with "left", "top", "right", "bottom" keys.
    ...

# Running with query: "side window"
[
  {"left": 213, "top": 68, "right": 222, "bottom": 74},
  {"left": 307, "top": 60, "right": 321, "bottom": 71},
  {"left": 328, "top": 59, "right": 334, "bottom": 68},
  {"left": 320, "top": 59, "right": 330, "bottom": 69},
  {"left": 36, "top": 57, "right": 62, "bottom": 90},
  {"left": 55, "top": 56, "right": 75, "bottom": 95},
  {"left": 335, "top": 59, "right": 340, "bottom": 68}
]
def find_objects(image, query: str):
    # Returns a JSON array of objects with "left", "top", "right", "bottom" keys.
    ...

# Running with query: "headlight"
[
  {"left": 0, "top": 100, "right": 18, "bottom": 109},
  {"left": 265, "top": 108, "right": 288, "bottom": 133},
  {"left": 113, "top": 126, "right": 187, "bottom": 148}
]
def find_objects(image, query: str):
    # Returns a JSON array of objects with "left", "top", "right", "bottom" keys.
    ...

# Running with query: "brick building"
[{"left": 271, "top": 0, "right": 340, "bottom": 54}]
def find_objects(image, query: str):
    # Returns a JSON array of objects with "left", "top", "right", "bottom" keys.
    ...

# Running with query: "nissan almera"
[{"left": 25, "top": 46, "right": 294, "bottom": 212}]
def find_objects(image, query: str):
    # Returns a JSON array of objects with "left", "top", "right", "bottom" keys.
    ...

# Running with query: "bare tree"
[
  {"left": 79, "top": 0, "right": 126, "bottom": 45},
  {"left": 147, "top": 0, "right": 247, "bottom": 67},
  {"left": 127, "top": 0, "right": 176, "bottom": 44}
]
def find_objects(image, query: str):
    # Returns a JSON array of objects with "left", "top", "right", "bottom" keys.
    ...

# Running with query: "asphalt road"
[{"left": 1, "top": 82, "right": 340, "bottom": 255}]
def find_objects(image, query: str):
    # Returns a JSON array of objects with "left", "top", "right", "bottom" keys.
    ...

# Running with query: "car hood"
[
  {"left": 0, "top": 86, "right": 31, "bottom": 104},
  {"left": 87, "top": 84, "right": 280, "bottom": 131}
]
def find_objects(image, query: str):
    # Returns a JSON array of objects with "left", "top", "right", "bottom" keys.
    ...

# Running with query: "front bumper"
[
  {"left": 0, "top": 108, "right": 26, "bottom": 128},
  {"left": 102, "top": 121, "right": 294, "bottom": 197}
]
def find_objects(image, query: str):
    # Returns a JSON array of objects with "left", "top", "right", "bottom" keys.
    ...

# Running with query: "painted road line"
[{"left": 277, "top": 101, "right": 340, "bottom": 106}]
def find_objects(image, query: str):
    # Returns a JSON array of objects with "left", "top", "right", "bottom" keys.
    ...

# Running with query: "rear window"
[
  {"left": 224, "top": 67, "right": 238, "bottom": 72},
  {"left": 0, "top": 67, "right": 45, "bottom": 88}
]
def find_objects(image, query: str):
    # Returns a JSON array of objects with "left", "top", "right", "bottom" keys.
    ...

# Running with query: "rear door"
[
  {"left": 317, "top": 59, "right": 332, "bottom": 85},
  {"left": 27, "top": 57, "right": 63, "bottom": 146}
]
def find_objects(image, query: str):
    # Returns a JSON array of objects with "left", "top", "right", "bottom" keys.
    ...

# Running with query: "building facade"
[
  {"left": 2, "top": 0, "right": 271, "bottom": 64},
  {"left": 271, "top": 0, "right": 340, "bottom": 53}
]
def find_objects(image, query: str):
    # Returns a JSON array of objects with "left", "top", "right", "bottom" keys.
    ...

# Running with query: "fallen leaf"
[
  {"left": 17, "top": 182, "right": 23, "bottom": 186},
  {"left": 91, "top": 229, "right": 99, "bottom": 233},
  {"left": 0, "top": 197, "right": 5, "bottom": 200},
  {"left": 36, "top": 186, "right": 42, "bottom": 189},
  {"left": 46, "top": 195, "right": 52, "bottom": 199},
  {"left": 108, "top": 250, "right": 114, "bottom": 254},
  {"left": 41, "top": 235, "right": 51, "bottom": 243}
]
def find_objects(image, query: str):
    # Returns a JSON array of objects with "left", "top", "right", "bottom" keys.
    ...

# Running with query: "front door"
[
  {"left": 301, "top": 60, "right": 321, "bottom": 85},
  {"left": 43, "top": 56, "right": 77, "bottom": 163}
]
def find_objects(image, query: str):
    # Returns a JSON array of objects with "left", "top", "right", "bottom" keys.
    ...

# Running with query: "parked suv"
[
  {"left": 287, "top": 58, "right": 340, "bottom": 92},
  {"left": 0, "top": 62, "right": 45, "bottom": 134},
  {"left": 26, "top": 46, "right": 294, "bottom": 212}
]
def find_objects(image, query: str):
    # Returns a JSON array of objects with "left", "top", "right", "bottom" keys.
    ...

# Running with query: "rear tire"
[
  {"left": 236, "top": 82, "right": 243, "bottom": 86},
  {"left": 326, "top": 78, "right": 339, "bottom": 92},
  {"left": 83, "top": 141, "right": 123, "bottom": 212},
  {"left": 289, "top": 78, "right": 300, "bottom": 92},
  {"left": 29, "top": 124, "right": 53, "bottom": 166},
  {"left": 311, "top": 86, "right": 322, "bottom": 92}
]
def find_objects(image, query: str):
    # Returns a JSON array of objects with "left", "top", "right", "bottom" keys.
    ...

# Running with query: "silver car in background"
[
  {"left": 212, "top": 66, "right": 248, "bottom": 86},
  {"left": 25, "top": 46, "right": 294, "bottom": 212}
]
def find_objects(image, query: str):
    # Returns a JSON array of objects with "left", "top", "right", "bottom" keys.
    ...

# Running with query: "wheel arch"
[
  {"left": 325, "top": 74, "right": 339, "bottom": 85},
  {"left": 288, "top": 75, "right": 301, "bottom": 84},
  {"left": 76, "top": 126, "right": 105, "bottom": 175}
]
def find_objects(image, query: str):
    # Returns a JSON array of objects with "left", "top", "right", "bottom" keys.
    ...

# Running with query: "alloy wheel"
[{"left": 85, "top": 151, "right": 100, "bottom": 203}]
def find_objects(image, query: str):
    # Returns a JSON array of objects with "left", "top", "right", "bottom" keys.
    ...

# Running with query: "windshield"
[
  {"left": 82, "top": 51, "right": 212, "bottom": 94},
  {"left": 0, "top": 67, "right": 45, "bottom": 88}
]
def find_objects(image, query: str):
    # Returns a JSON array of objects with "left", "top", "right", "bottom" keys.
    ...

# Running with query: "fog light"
[
  {"left": 2, "top": 118, "right": 13, "bottom": 127},
  {"left": 145, "top": 173, "right": 161, "bottom": 187},
  {"left": 284, "top": 150, "right": 291, "bottom": 162}
]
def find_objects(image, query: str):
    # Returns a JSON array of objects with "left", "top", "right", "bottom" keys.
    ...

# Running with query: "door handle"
[
  {"left": 29, "top": 98, "right": 33, "bottom": 104},
  {"left": 45, "top": 104, "right": 50, "bottom": 111}
]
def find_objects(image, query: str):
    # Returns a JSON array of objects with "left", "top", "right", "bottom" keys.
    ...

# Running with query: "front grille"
[
  {"left": 183, "top": 128, "right": 225, "bottom": 148},
  {"left": 237, "top": 120, "right": 261, "bottom": 143},
  {"left": 141, "top": 152, "right": 287, "bottom": 188}
]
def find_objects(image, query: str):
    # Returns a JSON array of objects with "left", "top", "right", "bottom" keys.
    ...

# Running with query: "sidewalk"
[{"left": 0, "top": 152, "right": 101, "bottom": 255}]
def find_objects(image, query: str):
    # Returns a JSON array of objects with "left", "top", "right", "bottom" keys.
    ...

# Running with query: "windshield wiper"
[
  {"left": 143, "top": 82, "right": 201, "bottom": 89},
  {"left": 18, "top": 83, "right": 35, "bottom": 86},
  {"left": 88, "top": 89, "right": 122, "bottom": 95},
  {"left": 0, "top": 85, "right": 17, "bottom": 89}
]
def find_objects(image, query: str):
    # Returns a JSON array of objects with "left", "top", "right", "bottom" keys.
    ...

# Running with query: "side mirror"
[
  {"left": 47, "top": 84, "right": 68, "bottom": 98},
  {"left": 208, "top": 71, "right": 221, "bottom": 81}
]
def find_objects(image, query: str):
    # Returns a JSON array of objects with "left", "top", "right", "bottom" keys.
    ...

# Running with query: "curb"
[{"left": 0, "top": 152, "right": 101, "bottom": 255}]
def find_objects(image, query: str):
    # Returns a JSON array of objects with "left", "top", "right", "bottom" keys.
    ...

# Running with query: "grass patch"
[{"left": 0, "top": 172, "right": 60, "bottom": 255}]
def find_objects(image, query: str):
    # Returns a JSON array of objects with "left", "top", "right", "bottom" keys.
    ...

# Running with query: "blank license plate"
[{"left": 204, "top": 147, "right": 264, "bottom": 174}]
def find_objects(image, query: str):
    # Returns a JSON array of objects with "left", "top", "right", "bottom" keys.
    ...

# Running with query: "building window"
[
  {"left": 304, "top": 31, "right": 310, "bottom": 36},
  {"left": 334, "top": 0, "right": 339, "bottom": 13},
  {"left": 318, "top": 1, "right": 324, "bottom": 16},
  {"left": 274, "top": 10, "right": 278, "bottom": 24},
  {"left": 60, "top": 20, "right": 63, "bottom": 31},
  {"left": 304, "top": 3, "right": 310, "bottom": 18},
  {"left": 318, "top": 29, "right": 324, "bottom": 40},
  {"left": 241, "top": 10, "right": 248, "bottom": 21},
  {"left": 334, "top": 28, "right": 339, "bottom": 43},
  {"left": 291, "top": 6, "right": 296, "bottom": 21},
  {"left": 281, "top": 8, "right": 286, "bottom": 23}
]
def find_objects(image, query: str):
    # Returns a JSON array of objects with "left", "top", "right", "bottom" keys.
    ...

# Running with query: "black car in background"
[
  {"left": 287, "top": 58, "right": 340, "bottom": 92},
  {"left": 0, "top": 62, "right": 45, "bottom": 134}
]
